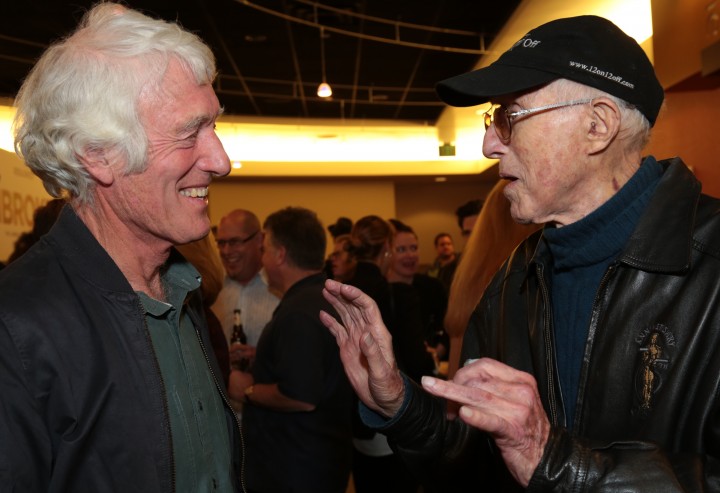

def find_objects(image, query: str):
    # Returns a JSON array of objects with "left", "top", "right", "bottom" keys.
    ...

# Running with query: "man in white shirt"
[{"left": 212, "top": 209, "right": 279, "bottom": 363}]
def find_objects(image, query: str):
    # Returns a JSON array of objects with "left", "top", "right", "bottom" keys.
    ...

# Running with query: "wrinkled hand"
[
  {"left": 421, "top": 358, "right": 550, "bottom": 487},
  {"left": 320, "top": 279, "right": 404, "bottom": 417}
]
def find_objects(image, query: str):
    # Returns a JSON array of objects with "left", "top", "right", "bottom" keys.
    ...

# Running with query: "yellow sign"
[{"left": 0, "top": 149, "right": 51, "bottom": 263}]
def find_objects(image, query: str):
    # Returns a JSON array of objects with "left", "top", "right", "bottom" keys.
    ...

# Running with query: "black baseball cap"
[{"left": 436, "top": 16, "right": 664, "bottom": 126}]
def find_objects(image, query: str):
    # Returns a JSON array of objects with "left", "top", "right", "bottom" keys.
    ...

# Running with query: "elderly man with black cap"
[{"left": 319, "top": 15, "right": 720, "bottom": 492}]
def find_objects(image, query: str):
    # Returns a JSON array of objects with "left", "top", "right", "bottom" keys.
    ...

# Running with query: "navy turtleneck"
[{"left": 542, "top": 157, "right": 662, "bottom": 428}]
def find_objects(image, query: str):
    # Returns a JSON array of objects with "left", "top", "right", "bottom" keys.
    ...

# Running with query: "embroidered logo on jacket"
[{"left": 632, "top": 324, "right": 675, "bottom": 416}]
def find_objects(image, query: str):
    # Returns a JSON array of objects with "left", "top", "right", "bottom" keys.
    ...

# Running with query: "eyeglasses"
[
  {"left": 216, "top": 230, "right": 259, "bottom": 249},
  {"left": 483, "top": 98, "right": 593, "bottom": 144}
]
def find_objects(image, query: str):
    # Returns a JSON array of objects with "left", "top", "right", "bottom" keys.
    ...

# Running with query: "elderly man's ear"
[
  {"left": 78, "top": 147, "right": 115, "bottom": 186},
  {"left": 586, "top": 97, "right": 621, "bottom": 154}
]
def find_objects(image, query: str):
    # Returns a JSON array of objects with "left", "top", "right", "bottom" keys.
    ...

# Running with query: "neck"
[
  {"left": 386, "top": 269, "right": 412, "bottom": 284},
  {"left": 552, "top": 153, "right": 642, "bottom": 227},
  {"left": 279, "top": 268, "right": 321, "bottom": 295},
  {"left": 234, "top": 268, "right": 261, "bottom": 286},
  {"left": 75, "top": 202, "right": 171, "bottom": 299},
  {"left": 439, "top": 253, "right": 455, "bottom": 266}
]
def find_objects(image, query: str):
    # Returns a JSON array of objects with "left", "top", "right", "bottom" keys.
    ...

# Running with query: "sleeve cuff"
[{"left": 358, "top": 374, "right": 413, "bottom": 430}]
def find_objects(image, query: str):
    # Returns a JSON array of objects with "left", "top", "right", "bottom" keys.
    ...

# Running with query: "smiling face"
[
  {"left": 216, "top": 211, "right": 263, "bottom": 284},
  {"left": 482, "top": 85, "right": 597, "bottom": 227},
  {"left": 103, "top": 58, "right": 229, "bottom": 250},
  {"left": 390, "top": 231, "right": 419, "bottom": 282}
]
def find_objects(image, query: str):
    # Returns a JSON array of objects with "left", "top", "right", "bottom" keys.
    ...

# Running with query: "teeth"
[{"left": 180, "top": 187, "right": 209, "bottom": 198}]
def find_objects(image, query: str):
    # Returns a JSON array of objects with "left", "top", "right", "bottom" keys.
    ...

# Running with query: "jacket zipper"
[
  {"left": 573, "top": 264, "right": 616, "bottom": 431},
  {"left": 536, "top": 263, "right": 560, "bottom": 427},
  {"left": 537, "top": 261, "right": 618, "bottom": 432}
]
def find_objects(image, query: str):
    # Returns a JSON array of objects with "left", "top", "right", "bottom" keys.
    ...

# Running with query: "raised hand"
[{"left": 320, "top": 279, "right": 405, "bottom": 417}]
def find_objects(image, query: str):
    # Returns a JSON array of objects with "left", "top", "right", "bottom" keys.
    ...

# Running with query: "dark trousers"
[{"left": 352, "top": 449, "right": 419, "bottom": 493}]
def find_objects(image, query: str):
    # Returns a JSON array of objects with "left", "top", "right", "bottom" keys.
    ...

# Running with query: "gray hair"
[
  {"left": 13, "top": 2, "right": 217, "bottom": 205},
  {"left": 546, "top": 78, "right": 651, "bottom": 154}
]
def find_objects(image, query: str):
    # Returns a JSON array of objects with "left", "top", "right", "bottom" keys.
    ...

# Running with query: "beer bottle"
[{"left": 231, "top": 309, "right": 249, "bottom": 371}]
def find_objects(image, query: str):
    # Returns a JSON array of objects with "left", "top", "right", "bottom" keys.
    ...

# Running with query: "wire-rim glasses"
[
  {"left": 483, "top": 98, "right": 594, "bottom": 144},
  {"left": 216, "top": 230, "right": 260, "bottom": 249}
]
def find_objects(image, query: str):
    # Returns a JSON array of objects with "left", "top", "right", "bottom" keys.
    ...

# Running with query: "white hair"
[
  {"left": 546, "top": 78, "right": 651, "bottom": 154},
  {"left": 13, "top": 2, "right": 217, "bottom": 205}
]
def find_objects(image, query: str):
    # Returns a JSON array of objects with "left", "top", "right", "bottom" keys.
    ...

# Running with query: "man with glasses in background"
[
  {"left": 320, "top": 15, "right": 720, "bottom": 492},
  {"left": 213, "top": 209, "right": 280, "bottom": 406}
]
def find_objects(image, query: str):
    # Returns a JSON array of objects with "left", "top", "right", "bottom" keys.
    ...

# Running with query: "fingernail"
[
  {"left": 460, "top": 406, "right": 473, "bottom": 419},
  {"left": 421, "top": 376, "right": 435, "bottom": 388},
  {"left": 463, "top": 358, "right": 478, "bottom": 367}
]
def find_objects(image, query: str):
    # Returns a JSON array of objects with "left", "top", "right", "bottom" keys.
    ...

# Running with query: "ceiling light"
[
  {"left": 317, "top": 27, "right": 332, "bottom": 98},
  {"left": 317, "top": 82, "right": 332, "bottom": 98}
]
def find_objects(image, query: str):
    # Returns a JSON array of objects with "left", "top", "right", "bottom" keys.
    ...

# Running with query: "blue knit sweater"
[{"left": 542, "top": 157, "right": 662, "bottom": 428}]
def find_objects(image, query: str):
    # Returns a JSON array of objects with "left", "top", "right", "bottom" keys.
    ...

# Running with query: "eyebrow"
[{"left": 177, "top": 106, "right": 224, "bottom": 135}]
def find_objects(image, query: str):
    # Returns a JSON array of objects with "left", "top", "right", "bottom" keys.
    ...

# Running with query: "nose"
[
  {"left": 482, "top": 123, "right": 507, "bottom": 160},
  {"left": 217, "top": 241, "right": 232, "bottom": 256},
  {"left": 199, "top": 129, "right": 231, "bottom": 177}
]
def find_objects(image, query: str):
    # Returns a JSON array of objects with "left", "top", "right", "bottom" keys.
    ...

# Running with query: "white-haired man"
[{"left": 0, "top": 4, "right": 242, "bottom": 491}]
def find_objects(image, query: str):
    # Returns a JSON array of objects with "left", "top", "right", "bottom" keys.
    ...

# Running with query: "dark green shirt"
[{"left": 138, "top": 261, "right": 234, "bottom": 492}]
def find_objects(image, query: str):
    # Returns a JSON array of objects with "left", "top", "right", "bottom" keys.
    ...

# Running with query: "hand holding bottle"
[{"left": 230, "top": 309, "right": 251, "bottom": 371}]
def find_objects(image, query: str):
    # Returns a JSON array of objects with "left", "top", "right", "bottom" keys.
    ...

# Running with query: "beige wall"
[
  {"left": 210, "top": 178, "right": 394, "bottom": 229},
  {"left": 651, "top": 0, "right": 718, "bottom": 89},
  {"left": 646, "top": 88, "right": 720, "bottom": 197},
  {"left": 0, "top": 149, "right": 52, "bottom": 262},
  {"left": 209, "top": 175, "right": 496, "bottom": 266},
  {"left": 209, "top": 178, "right": 395, "bottom": 259},
  {"left": 395, "top": 179, "right": 496, "bottom": 268}
]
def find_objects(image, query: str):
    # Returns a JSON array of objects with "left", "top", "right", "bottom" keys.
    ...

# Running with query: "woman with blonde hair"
[{"left": 444, "top": 180, "right": 542, "bottom": 379}]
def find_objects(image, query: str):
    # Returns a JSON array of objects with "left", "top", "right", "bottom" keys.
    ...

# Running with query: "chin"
[
  {"left": 173, "top": 228, "right": 209, "bottom": 248},
  {"left": 512, "top": 216, "right": 533, "bottom": 225}
]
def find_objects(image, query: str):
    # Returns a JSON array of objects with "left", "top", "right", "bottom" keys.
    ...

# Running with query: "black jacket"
[
  {"left": 0, "top": 206, "right": 243, "bottom": 492},
  {"left": 378, "top": 158, "right": 720, "bottom": 492}
]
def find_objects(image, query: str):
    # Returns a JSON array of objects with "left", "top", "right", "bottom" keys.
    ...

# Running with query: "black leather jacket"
[
  {"left": 379, "top": 158, "right": 720, "bottom": 492},
  {"left": 0, "top": 206, "right": 243, "bottom": 492}
]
